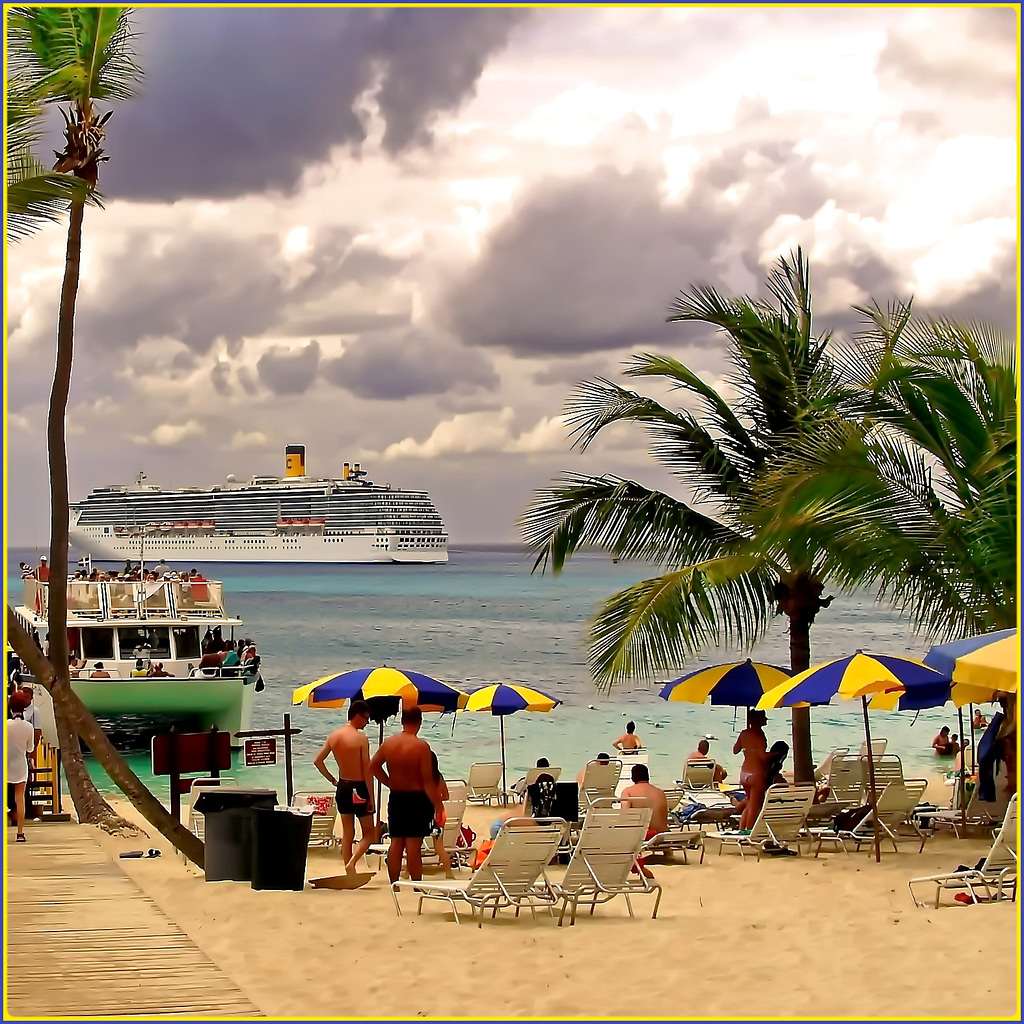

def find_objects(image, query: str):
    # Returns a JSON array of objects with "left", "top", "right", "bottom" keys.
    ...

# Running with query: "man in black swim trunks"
[
  {"left": 370, "top": 706, "right": 444, "bottom": 883},
  {"left": 314, "top": 699, "right": 378, "bottom": 874}
]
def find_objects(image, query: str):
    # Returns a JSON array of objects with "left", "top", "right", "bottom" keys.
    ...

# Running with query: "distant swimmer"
[{"left": 613, "top": 720, "right": 643, "bottom": 751}]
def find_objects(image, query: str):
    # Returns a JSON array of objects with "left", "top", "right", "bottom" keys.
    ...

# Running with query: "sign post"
[
  {"left": 151, "top": 725, "right": 232, "bottom": 821},
  {"left": 235, "top": 713, "right": 302, "bottom": 805}
]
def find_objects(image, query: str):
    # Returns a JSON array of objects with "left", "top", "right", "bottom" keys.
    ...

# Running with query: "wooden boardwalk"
[{"left": 5, "top": 823, "right": 262, "bottom": 1019}]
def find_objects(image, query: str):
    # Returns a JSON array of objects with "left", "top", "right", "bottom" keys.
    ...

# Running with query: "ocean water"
[{"left": 8, "top": 546, "right": 967, "bottom": 800}]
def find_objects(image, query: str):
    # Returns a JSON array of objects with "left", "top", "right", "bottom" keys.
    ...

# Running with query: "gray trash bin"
[
  {"left": 194, "top": 787, "right": 278, "bottom": 882},
  {"left": 251, "top": 806, "right": 314, "bottom": 890}
]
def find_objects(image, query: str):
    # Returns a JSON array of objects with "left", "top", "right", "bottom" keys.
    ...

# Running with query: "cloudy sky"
[{"left": 5, "top": 5, "right": 1018, "bottom": 548}]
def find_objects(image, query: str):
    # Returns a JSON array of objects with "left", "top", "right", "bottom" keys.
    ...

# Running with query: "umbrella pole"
[
  {"left": 861, "top": 696, "right": 881, "bottom": 864},
  {"left": 499, "top": 715, "right": 507, "bottom": 807},
  {"left": 968, "top": 703, "right": 977, "bottom": 776},
  {"left": 957, "top": 704, "right": 967, "bottom": 833}
]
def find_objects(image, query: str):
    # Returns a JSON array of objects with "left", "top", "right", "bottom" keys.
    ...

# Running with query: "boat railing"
[{"left": 23, "top": 579, "right": 227, "bottom": 621}]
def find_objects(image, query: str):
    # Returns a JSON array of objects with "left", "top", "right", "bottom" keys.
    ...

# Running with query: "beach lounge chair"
[
  {"left": 551, "top": 805, "right": 662, "bottom": 925},
  {"left": 814, "top": 746, "right": 850, "bottom": 783},
  {"left": 908, "top": 795, "right": 1017, "bottom": 908},
  {"left": 678, "top": 758, "right": 718, "bottom": 792},
  {"left": 859, "top": 754, "right": 905, "bottom": 803},
  {"left": 640, "top": 827, "right": 706, "bottom": 865},
  {"left": 445, "top": 779, "right": 469, "bottom": 805},
  {"left": 813, "top": 781, "right": 929, "bottom": 856},
  {"left": 859, "top": 738, "right": 887, "bottom": 758},
  {"left": 466, "top": 762, "right": 505, "bottom": 805},
  {"left": 291, "top": 791, "right": 341, "bottom": 848},
  {"left": 705, "top": 784, "right": 816, "bottom": 859},
  {"left": 579, "top": 759, "right": 622, "bottom": 810},
  {"left": 825, "top": 754, "right": 864, "bottom": 806},
  {"left": 391, "top": 817, "right": 567, "bottom": 926},
  {"left": 925, "top": 779, "right": 1011, "bottom": 838}
]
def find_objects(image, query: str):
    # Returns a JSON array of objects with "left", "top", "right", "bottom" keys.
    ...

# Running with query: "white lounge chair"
[
  {"left": 466, "top": 762, "right": 505, "bottom": 805},
  {"left": 579, "top": 759, "right": 622, "bottom": 810},
  {"left": 292, "top": 791, "right": 340, "bottom": 848},
  {"left": 859, "top": 738, "right": 887, "bottom": 758},
  {"left": 445, "top": 779, "right": 468, "bottom": 805},
  {"left": 909, "top": 795, "right": 1017, "bottom": 907},
  {"left": 814, "top": 746, "right": 849, "bottom": 783},
  {"left": 926, "top": 778, "right": 1012, "bottom": 838},
  {"left": 391, "top": 817, "right": 567, "bottom": 926},
  {"left": 859, "top": 754, "right": 905, "bottom": 804},
  {"left": 813, "top": 781, "right": 929, "bottom": 856},
  {"left": 551, "top": 805, "right": 662, "bottom": 926},
  {"left": 705, "top": 784, "right": 816, "bottom": 859},
  {"left": 677, "top": 758, "right": 718, "bottom": 792},
  {"left": 825, "top": 754, "right": 864, "bottom": 807}
]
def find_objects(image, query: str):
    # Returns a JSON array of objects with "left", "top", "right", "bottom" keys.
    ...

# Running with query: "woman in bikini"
[
  {"left": 733, "top": 709, "right": 769, "bottom": 829},
  {"left": 428, "top": 752, "right": 455, "bottom": 879}
]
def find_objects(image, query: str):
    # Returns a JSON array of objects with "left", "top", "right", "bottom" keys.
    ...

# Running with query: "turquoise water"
[{"left": 9, "top": 547, "right": 966, "bottom": 800}]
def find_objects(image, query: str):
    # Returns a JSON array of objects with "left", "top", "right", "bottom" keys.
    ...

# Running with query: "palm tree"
[
  {"left": 519, "top": 250, "right": 845, "bottom": 782},
  {"left": 5, "top": 7, "right": 203, "bottom": 865},
  {"left": 756, "top": 301, "right": 1017, "bottom": 639},
  {"left": 5, "top": 75, "right": 92, "bottom": 242}
]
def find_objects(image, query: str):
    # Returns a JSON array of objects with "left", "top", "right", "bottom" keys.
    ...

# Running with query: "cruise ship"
[{"left": 70, "top": 445, "right": 449, "bottom": 564}]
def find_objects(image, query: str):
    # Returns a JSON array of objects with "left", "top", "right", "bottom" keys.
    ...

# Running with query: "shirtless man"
[
  {"left": 733, "top": 709, "right": 768, "bottom": 829},
  {"left": 613, "top": 720, "right": 643, "bottom": 751},
  {"left": 687, "top": 738, "right": 728, "bottom": 783},
  {"left": 370, "top": 706, "right": 443, "bottom": 883},
  {"left": 314, "top": 699, "right": 377, "bottom": 874},
  {"left": 619, "top": 764, "right": 669, "bottom": 879}
]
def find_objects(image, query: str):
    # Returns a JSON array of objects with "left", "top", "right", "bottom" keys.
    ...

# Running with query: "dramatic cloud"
[
  {"left": 256, "top": 340, "right": 322, "bottom": 395},
  {"left": 98, "top": 7, "right": 530, "bottom": 201},
  {"left": 321, "top": 330, "right": 499, "bottom": 400}
]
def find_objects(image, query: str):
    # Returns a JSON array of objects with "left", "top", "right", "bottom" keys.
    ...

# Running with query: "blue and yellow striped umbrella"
[
  {"left": 463, "top": 683, "right": 561, "bottom": 716},
  {"left": 292, "top": 666, "right": 468, "bottom": 712},
  {"left": 756, "top": 652, "right": 951, "bottom": 712},
  {"left": 659, "top": 660, "right": 791, "bottom": 707},
  {"left": 924, "top": 628, "right": 1018, "bottom": 704},
  {"left": 463, "top": 683, "right": 561, "bottom": 804}
]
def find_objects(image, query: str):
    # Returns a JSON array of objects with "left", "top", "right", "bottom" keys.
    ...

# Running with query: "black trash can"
[
  {"left": 250, "top": 806, "right": 313, "bottom": 891},
  {"left": 194, "top": 787, "right": 278, "bottom": 882}
]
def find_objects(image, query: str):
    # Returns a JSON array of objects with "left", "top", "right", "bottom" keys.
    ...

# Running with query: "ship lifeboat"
[
  {"left": 308, "top": 518, "right": 326, "bottom": 527},
  {"left": 203, "top": 520, "right": 216, "bottom": 529},
  {"left": 294, "top": 518, "right": 310, "bottom": 526},
  {"left": 171, "top": 521, "right": 187, "bottom": 530},
  {"left": 160, "top": 522, "right": 173, "bottom": 531}
]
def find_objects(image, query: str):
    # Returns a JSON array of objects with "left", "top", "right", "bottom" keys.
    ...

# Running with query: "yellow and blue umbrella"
[
  {"left": 924, "top": 628, "right": 1018, "bottom": 702},
  {"left": 292, "top": 666, "right": 468, "bottom": 713},
  {"left": 293, "top": 667, "right": 468, "bottom": 823},
  {"left": 463, "top": 683, "right": 562, "bottom": 804},
  {"left": 756, "top": 652, "right": 952, "bottom": 713},
  {"left": 659, "top": 659, "right": 791, "bottom": 707},
  {"left": 757, "top": 652, "right": 953, "bottom": 862}
]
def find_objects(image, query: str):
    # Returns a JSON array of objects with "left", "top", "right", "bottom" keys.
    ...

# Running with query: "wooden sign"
[
  {"left": 244, "top": 737, "right": 278, "bottom": 767},
  {"left": 151, "top": 729, "right": 232, "bottom": 776}
]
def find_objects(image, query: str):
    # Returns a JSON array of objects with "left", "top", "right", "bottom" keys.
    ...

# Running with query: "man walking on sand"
[
  {"left": 313, "top": 699, "right": 378, "bottom": 874},
  {"left": 370, "top": 706, "right": 444, "bottom": 883}
]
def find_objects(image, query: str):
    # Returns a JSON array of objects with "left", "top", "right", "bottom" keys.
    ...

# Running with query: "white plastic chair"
[
  {"left": 391, "top": 817, "right": 567, "bottom": 926},
  {"left": 292, "top": 791, "right": 340, "bottom": 847},
  {"left": 551, "top": 805, "right": 662, "bottom": 925},
  {"left": 909, "top": 795, "right": 1017, "bottom": 907},
  {"left": 579, "top": 759, "right": 622, "bottom": 810},
  {"left": 466, "top": 762, "right": 504, "bottom": 805},
  {"left": 705, "top": 785, "right": 816, "bottom": 859}
]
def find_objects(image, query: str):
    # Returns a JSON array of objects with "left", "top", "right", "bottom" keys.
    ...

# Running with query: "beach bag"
[
  {"left": 834, "top": 804, "right": 872, "bottom": 832},
  {"left": 457, "top": 824, "right": 476, "bottom": 849},
  {"left": 472, "top": 840, "right": 494, "bottom": 870}
]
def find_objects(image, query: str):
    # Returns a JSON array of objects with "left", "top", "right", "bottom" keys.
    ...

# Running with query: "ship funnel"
[
  {"left": 285, "top": 444, "right": 306, "bottom": 478},
  {"left": 343, "top": 462, "right": 350, "bottom": 481}
]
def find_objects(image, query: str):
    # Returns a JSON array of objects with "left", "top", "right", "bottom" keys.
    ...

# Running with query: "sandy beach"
[{"left": 31, "top": 784, "right": 1010, "bottom": 1021}]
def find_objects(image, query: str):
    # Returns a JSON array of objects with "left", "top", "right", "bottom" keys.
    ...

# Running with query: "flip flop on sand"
[{"left": 309, "top": 872, "right": 375, "bottom": 890}]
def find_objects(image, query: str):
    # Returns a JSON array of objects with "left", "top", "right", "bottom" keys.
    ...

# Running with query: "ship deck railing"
[{"left": 23, "top": 579, "right": 229, "bottom": 622}]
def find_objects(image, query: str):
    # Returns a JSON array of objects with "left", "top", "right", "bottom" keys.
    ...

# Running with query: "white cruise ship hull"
[{"left": 70, "top": 526, "right": 449, "bottom": 564}]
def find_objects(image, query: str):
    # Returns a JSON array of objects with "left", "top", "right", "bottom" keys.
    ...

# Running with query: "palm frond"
[
  {"left": 518, "top": 475, "right": 745, "bottom": 574},
  {"left": 586, "top": 557, "right": 779, "bottom": 688}
]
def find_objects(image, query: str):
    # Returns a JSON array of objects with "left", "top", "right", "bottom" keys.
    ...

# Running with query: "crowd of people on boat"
[{"left": 21, "top": 555, "right": 211, "bottom": 588}]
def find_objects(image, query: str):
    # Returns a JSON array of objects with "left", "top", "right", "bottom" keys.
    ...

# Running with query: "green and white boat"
[{"left": 14, "top": 575, "right": 261, "bottom": 746}]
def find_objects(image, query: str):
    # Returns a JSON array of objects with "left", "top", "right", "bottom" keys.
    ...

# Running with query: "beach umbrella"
[
  {"left": 757, "top": 652, "right": 953, "bottom": 862},
  {"left": 923, "top": 628, "right": 1019, "bottom": 701},
  {"left": 659, "top": 659, "right": 792, "bottom": 707},
  {"left": 292, "top": 666, "right": 469, "bottom": 820},
  {"left": 462, "top": 683, "right": 562, "bottom": 805}
]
